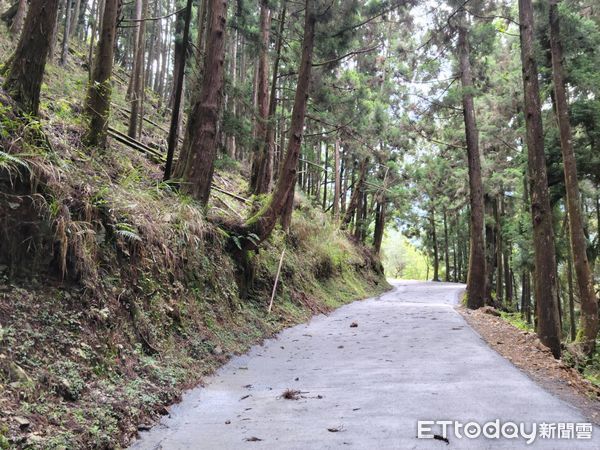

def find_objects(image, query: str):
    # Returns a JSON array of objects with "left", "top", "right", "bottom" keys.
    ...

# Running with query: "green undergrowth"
[
  {"left": 581, "top": 352, "right": 600, "bottom": 388},
  {"left": 499, "top": 311, "right": 534, "bottom": 333},
  {"left": 0, "top": 28, "right": 388, "bottom": 449}
]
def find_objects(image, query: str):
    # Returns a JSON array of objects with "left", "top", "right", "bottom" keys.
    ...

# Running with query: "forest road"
[{"left": 130, "top": 281, "right": 599, "bottom": 449}]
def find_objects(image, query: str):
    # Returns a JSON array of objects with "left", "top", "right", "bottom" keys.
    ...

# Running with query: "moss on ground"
[{"left": 499, "top": 312, "right": 534, "bottom": 333}]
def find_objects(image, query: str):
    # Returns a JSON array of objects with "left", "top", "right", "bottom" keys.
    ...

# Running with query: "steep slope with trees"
[{"left": 0, "top": 0, "right": 599, "bottom": 446}]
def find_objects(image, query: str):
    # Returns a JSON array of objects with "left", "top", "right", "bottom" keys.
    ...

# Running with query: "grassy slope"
[{"left": 0, "top": 30, "right": 389, "bottom": 449}]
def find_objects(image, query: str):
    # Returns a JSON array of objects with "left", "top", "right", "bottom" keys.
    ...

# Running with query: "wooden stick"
[
  {"left": 107, "top": 126, "right": 165, "bottom": 161},
  {"left": 211, "top": 185, "right": 251, "bottom": 204},
  {"left": 268, "top": 248, "right": 286, "bottom": 314}
]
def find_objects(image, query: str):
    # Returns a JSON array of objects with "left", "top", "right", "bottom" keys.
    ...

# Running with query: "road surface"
[{"left": 131, "top": 281, "right": 599, "bottom": 449}]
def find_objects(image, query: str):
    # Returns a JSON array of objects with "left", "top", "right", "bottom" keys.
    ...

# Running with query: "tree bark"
[
  {"left": 249, "top": 0, "right": 273, "bottom": 194},
  {"left": 504, "top": 245, "right": 513, "bottom": 306},
  {"left": 178, "top": 0, "right": 228, "bottom": 205},
  {"left": 549, "top": 0, "right": 598, "bottom": 356},
  {"left": 373, "top": 200, "right": 386, "bottom": 255},
  {"left": 84, "top": 0, "right": 119, "bottom": 147},
  {"left": 60, "top": 0, "right": 72, "bottom": 65},
  {"left": 566, "top": 227, "right": 577, "bottom": 341},
  {"left": 342, "top": 157, "right": 368, "bottom": 228},
  {"left": 264, "top": 1, "right": 286, "bottom": 179},
  {"left": 145, "top": 0, "right": 159, "bottom": 89},
  {"left": 69, "top": 0, "right": 81, "bottom": 37},
  {"left": 443, "top": 207, "right": 450, "bottom": 282},
  {"left": 227, "top": 27, "right": 237, "bottom": 157},
  {"left": 484, "top": 194, "right": 496, "bottom": 302},
  {"left": 127, "top": 0, "right": 143, "bottom": 99},
  {"left": 280, "top": 175, "right": 296, "bottom": 231},
  {"left": 10, "top": 0, "right": 27, "bottom": 35},
  {"left": 458, "top": 22, "right": 486, "bottom": 309},
  {"left": 322, "top": 143, "right": 328, "bottom": 209},
  {"left": 164, "top": 0, "right": 193, "bottom": 180},
  {"left": 521, "top": 269, "right": 531, "bottom": 323},
  {"left": 128, "top": 0, "right": 148, "bottom": 139},
  {"left": 47, "top": 0, "right": 62, "bottom": 60},
  {"left": 168, "top": 0, "right": 186, "bottom": 109},
  {"left": 495, "top": 196, "right": 504, "bottom": 304},
  {"left": 244, "top": 0, "right": 316, "bottom": 244},
  {"left": 518, "top": 0, "right": 562, "bottom": 358},
  {"left": 333, "top": 140, "right": 341, "bottom": 221},
  {"left": 430, "top": 206, "right": 440, "bottom": 282},
  {"left": 3, "top": 0, "right": 60, "bottom": 115},
  {"left": 86, "top": 0, "right": 98, "bottom": 80}
]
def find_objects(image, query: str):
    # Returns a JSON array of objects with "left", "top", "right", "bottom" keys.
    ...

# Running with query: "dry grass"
[{"left": 280, "top": 389, "right": 302, "bottom": 400}]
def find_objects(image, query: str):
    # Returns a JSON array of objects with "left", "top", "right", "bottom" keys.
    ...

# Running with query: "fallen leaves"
[{"left": 457, "top": 306, "right": 600, "bottom": 423}]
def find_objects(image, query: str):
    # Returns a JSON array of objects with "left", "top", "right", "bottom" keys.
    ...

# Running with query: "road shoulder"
[{"left": 457, "top": 306, "right": 600, "bottom": 425}]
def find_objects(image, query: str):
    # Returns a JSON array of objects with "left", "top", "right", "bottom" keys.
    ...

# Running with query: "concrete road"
[{"left": 131, "top": 281, "right": 599, "bottom": 449}]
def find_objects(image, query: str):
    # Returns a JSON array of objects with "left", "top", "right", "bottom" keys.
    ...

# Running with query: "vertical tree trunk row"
[
  {"left": 518, "top": 0, "right": 562, "bottom": 358},
  {"left": 458, "top": 21, "right": 486, "bottom": 309},
  {"left": 549, "top": 0, "right": 598, "bottom": 356}
]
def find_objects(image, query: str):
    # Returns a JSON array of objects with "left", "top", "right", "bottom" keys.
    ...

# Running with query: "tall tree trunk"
[
  {"left": 47, "top": 0, "right": 62, "bottom": 60},
  {"left": 431, "top": 206, "right": 440, "bottom": 282},
  {"left": 322, "top": 143, "right": 328, "bottom": 209},
  {"left": 566, "top": 229, "right": 577, "bottom": 341},
  {"left": 69, "top": 0, "right": 81, "bottom": 37},
  {"left": 549, "top": 0, "right": 598, "bottom": 356},
  {"left": 60, "top": 0, "right": 72, "bottom": 65},
  {"left": 164, "top": 0, "right": 193, "bottom": 180},
  {"left": 521, "top": 270, "right": 531, "bottom": 324},
  {"left": 333, "top": 140, "right": 341, "bottom": 221},
  {"left": 341, "top": 149, "right": 348, "bottom": 214},
  {"left": 244, "top": 0, "right": 316, "bottom": 245},
  {"left": 157, "top": 10, "right": 170, "bottom": 101},
  {"left": 227, "top": 28, "right": 238, "bottom": 157},
  {"left": 458, "top": 22, "right": 486, "bottom": 309},
  {"left": 443, "top": 207, "right": 450, "bottom": 282},
  {"left": 264, "top": 1, "right": 286, "bottom": 179},
  {"left": 453, "top": 219, "right": 459, "bottom": 282},
  {"left": 484, "top": 194, "right": 496, "bottom": 302},
  {"left": 87, "top": 0, "right": 99, "bottom": 81},
  {"left": 127, "top": 0, "right": 143, "bottom": 99},
  {"left": 354, "top": 187, "right": 365, "bottom": 240},
  {"left": 168, "top": 0, "right": 186, "bottom": 109},
  {"left": 519, "top": 0, "right": 562, "bottom": 358},
  {"left": 84, "top": 0, "right": 119, "bottom": 147},
  {"left": 373, "top": 199, "right": 386, "bottom": 255},
  {"left": 457, "top": 230, "right": 463, "bottom": 282},
  {"left": 10, "top": 0, "right": 27, "bottom": 35},
  {"left": 495, "top": 196, "right": 504, "bottom": 305},
  {"left": 342, "top": 157, "right": 368, "bottom": 229},
  {"left": 145, "top": 0, "right": 159, "bottom": 89},
  {"left": 504, "top": 245, "right": 513, "bottom": 307},
  {"left": 280, "top": 175, "right": 296, "bottom": 231},
  {"left": 128, "top": 0, "right": 148, "bottom": 139},
  {"left": 3, "top": 0, "right": 60, "bottom": 115},
  {"left": 178, "top": 0, "right": 228, "bottom": 204},
  {"left": 249, "top": 0, "right": 272, "bottom": 194}
]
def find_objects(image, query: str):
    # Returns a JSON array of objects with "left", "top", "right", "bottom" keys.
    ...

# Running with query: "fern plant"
[{"left": 114, "top": 222, "right": 142, "bottom": 242}]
